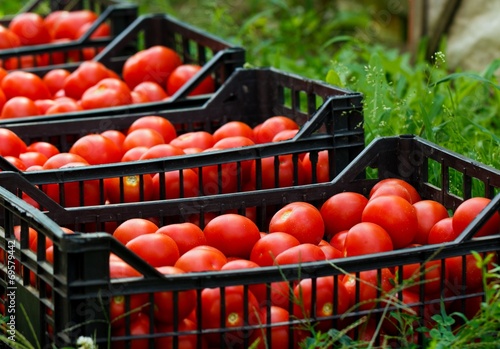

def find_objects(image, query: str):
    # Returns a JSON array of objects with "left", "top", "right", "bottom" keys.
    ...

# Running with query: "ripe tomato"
[
  {"left": 342, "top": 268, "right": 395, "bottom": 311},
  {"left": 104, "top": 174, "right": 154, "bottom": 204},
  {"left": 249, "top": 154, "right": 307, "bottom": 190},
  {"left": 320, "top": 243, "right": 343, "bottom": 260},
  {"left": 254, "top": 116, "right": 299, "bottom": 144},
  {"left": 221, "top": 259, "right": 267, "bottom": 305},
  {"left": 293, "top": 276, "right": 351, "bottom": 332},
  {"left": 122, "top": 128, "right": 165, "bottom": 152},
  {"left": 42, "top": 162, "right": 101, "bottom": 207},
  {"left": 0, "top": 88, "right": 5, "bottom": 111},
  {"left": 112, "top": 218, "right": 159, "bottom": 245},
  {"left": 361, "top": 195, "right": 419, "bottom": 249},
  {"left": 369, "top": 178, "right": 421, "bottom": 204},
  {"left": 42, "top": 152, "right": 87, "bottom": 169},
  {"left": 249, "top": 306, "right": 290, "bottom": 349},
  {"left": 271, "top": 129, "right": 299, "bottom": 142},
  {"left": 122, "top": 45, "right": 182, "bottom": 89},
  {"left": 329, "top": 230, "right": 348, "bottom": 252},
  {"left": 0, "top": 96, "right": 39, "bottom": 119},
  {"left": 112, "top": 311, "right": 153, "bottom": 349},
  {"left": 132, "top": 81, "right": 168, "bottom": 102},
  {"left": 26, "top": 141, "right": 59, "bottom": 159},
  {"left": 170, "top": 131, "right": 215, "bottom": 151},
  {"left": 80, "top": 78, "right": 132, "bottom": 110},
  {"left": 126, "top": 233, "right": 180, "bottom": 267},
  {"left": 369, "top": 181, "right": 412, "bottom": 202},
  {"left": 34, "top": 99, "right": 55, "bottom": 114},
  {"left": 138, "top": 144, "right": 185, "bottom": 161},
  {"left": 274, "top": 244, "right": 326, "bottom": 265},
  {"left": 1, "top": 71, "right": 51, "bottom": 100},
  {"left": 121, "top": 146, "right": 149, "bottom": 162},
  {"left": 8, "top": 13, "right": 51, "bottom": 46},
  {"left": 212, "top": 136, "right": 255, "bottom": 184},
  {"left": 44, "top": 98, "right": 83, "bottom": 115},
  {"left": 302, "top": 150, "right": 331, "bottom": 184},
  {"left": 427, "top": 217, "right": 457, "bottom": 244},
  {"left": 250, "top": 232, "right": 300, "bottom": 267},
  {"left": 452, "top": 197, "right": 500, "bottom": 237},
  {"left": 155, "top": 223, "right": 206, "bottom": 256},
  {"left": 0, "top": 25, "right": 20, "bottom": 50},
  {"left": 269, "top": 202, "right": 324, "bottom": 245},
  {"left": 412, "top": 200, "right": 450, "bottom": 245},
  {"left": 199, "top": 147, "right": 239, "bottom": 195},
  {"left": 320, "top": 192, "right": 369, "bottom": 240},
  {"left": 155, "top": 318, "right": 208, "bottom": 349},
  {"left": 0, "top": 128, "right": 27, "bottom": 157},
  {"left": 153, "top": 266, "right": 196, "bottom": 324},
  {"left": 63, "top": 61, "right": 113, "bottom": 100},
  {"left": 3, "top": 156, "right": 26, "bottom": 171},
  {"left": 401, "top": 259, "right": 448, "bottom": 296},
  {"left": 100, "top": 130, "right": 126, "bottom": 154},
  {"left": 152, "top": 168, "right": 200, "bottom": 199},
  {"left": 52, "top": 10, "right": 98, "bottom": 40},
  {"left": 213, "top": 121, "right": 255, "bottom": 143},
  {"left": 19, "top": 151, "right": 48, "bottom": 168},
  {"left": 445, "top": 252, "right": 497, "bottom": 293},
  {"left": 203, "top": 214, "right": 261, "bottom": 259},
  {"left": 69, "top": 133, "right": 122, "bottom": 165},
  {"left": 174, "top": 245, "right": 227, "bottom": 272},
  {"left": 166, "top": 64, "right": 215, "bottom": 96},
  {"left": 343, "top": 222, "right": 393, "bottom": 257},
  {"left": 200, "top": 285, "right": 261, "bottom": 348},
  {"left": 127, "top": 115, "right": 177, "bottom": 144}
]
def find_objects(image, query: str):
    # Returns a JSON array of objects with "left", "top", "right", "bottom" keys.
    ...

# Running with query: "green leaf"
[{"left": 326, "top": 69, "right": 343, "bottom": 88}]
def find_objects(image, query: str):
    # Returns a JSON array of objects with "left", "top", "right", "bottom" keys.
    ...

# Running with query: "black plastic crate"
[
  {"left": 0, "top": 0, "right": 138, "bottom": 68},
  {"left": 0, "top": 67, "right": 364, "bottom": 207},
  {"left": 0, "top": 13, "right": 245, "bottom": 124},
  {"left": 0, "top": 135, "right": 499, "bottom": 348}
]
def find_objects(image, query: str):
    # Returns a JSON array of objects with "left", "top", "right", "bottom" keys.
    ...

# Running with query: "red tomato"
[
  {"left": 13, "top": 226, "right": 37, "bottom": 249},
  {"left": 302, "top": 150, "right": 331, "bottom": 184},
  {"left": 213, "top": 121, "right": 255, "bottom": 143},
  {"left": 320, "top": 192, "right": 369, "bottom": 240},
  {"left": 342, "top": 268, "right": 395, "bottom": 311},
  {"left": 271, "top": 129, "right": 299, "bottom": 142},
  {"left": 26, "top": 141, "right": 59, "bottom": 159},
  {"left": 329, "top": 230, "right": 348, "bottom": 252},
  {"left": 155, "top": 318, "right": 208, "bottom": 349},
  {"left": 8, "top": 13, "right": 51, "bottom": 46},
  {"left": 69, "top": 133, "right": 122, "bottom": 165},
  {"left": 63, "top": 61, "right": 113, "bottom": 100},
  {"left": 42, "top": 152, "right": 88, "bottom": 169},
  {"left": 122, "top": 45, "right": 182, "bottom": 89},
  {"left": 52, "top": 10, "right": 98, "bottom": 40},
  {"left": 42, "top": 162, "right": 101, "bottom": 207},
  {"left": 80, "top": 78, "right": 132, "bottom": 110},
  {"left": 1, "top": 71, "right": 51, "bottom": 100},
  {"left": 152, "top": 169, "right": 200, "bottom": 199},
  {"left": 121, "top": 146, "right": 149, "bottom": 162},
  {"left": 274, "top": 244, "right": 326, "bottom": 265},
  {"left": 153, "top": 266, "right": 196, "bottom": 324},
  {"left": 203, "top": 214, "right": 261, "bottom": 259},
  {"left": 127, "top": 115, "right": 177, "bottom": 144},
  {"left": 174, "top": 245, "right": 227, "bottom": 272},
  {"left": 249, "top": 154, "right": 307, "bottom": 190},
  {"left": 401, "top": 259, "right": 448, "bottom": 296},
  {"left": 269, "top": 202, "right": 324, "bottom": 245},
  {"left": 250, "top": 232, "right": 300, "bottom": 267},
  {"left": 427, "top": 217, "right": 458, "bottom": 244},
  {"left": 0, "top": 25, "right": 21, "bottom": 50},
  {"left": 200, "top": 285, "right": 261, "bottom": 347},
  {"left": 100, "top": 130, "right": 126, "bottom": 154},
  {"left": 43, "top": 10, "right": 67, "bottom": 35},
  {"left": 212, "top": 136, "right": 255, "bottom": 184},
  {"left": 445, "top": 252, "right": 497, "bottom": 293},
  {"left": 361, "top": 195, "right": 419, "bottom": 249},
  {"left": 122, "top": 128, "right": 165, "bottom": 152},
  {"left": 369, "top": 181, "right": 412, "bottom": 202},
  {"left": 44, "top": 98, "right": 83, "bottom": 115},
  {"left": 293, "top": 276, "right": 351, "bottom": 332},
  {"left": 0, "top": 96, "right": 39, "bottom": 119},
  {"left": 452, "top": 197, "right": 500, "bottom": 237},
  {"left": 126, "top": 233, "right": 180, "bottom": 267},
  {"left": 3, "top": 156, "right": 26, "bottom": 170},
  {"left": 0, "top": 88, "right": 5, "bottom": 111},
  {"left": 113, "top": 218, "right": 159, "bottom": 245},
  {"left": 249, "top": 306, "right": 290, "bottom": 349},
  {"left": 369, "top": 178, "right": 421, "bottom": 204},
  {"left": 138, "top": 144, "right": 185, "bottom": 161},
  {"left": 34, "top": 99, "right": 55, "bottom": 114},
  {"left": 132, "top": 81, "right": 168, "bottom": 102},
  {"left": 412, "top": 200, "right": 450, "bottom": 245},
  {"left": 320, "top": 243, "right": 343, "bottom": 260},
  {"left": 112, "top": 311, "right": 153, "bottom": 349},
  {"left": 254, "top": 116, "right": 299, "bottom": 144},
  {"left": 0, "top": 128, "right": 27, "bottom": 157},
  {"left": 221, "top": 259, "right": 267, "bottom": 305},
  {"left": 19, "top": 151, "right": 48, "bottom": 168},
  {"left": 170, "top": 131, "right": 215, "bottom": 151},
  {"left": 199, "top": 147, "right": 239, "bottom": 195},
  {"left": 104, "top": 174, "right": 154, "bottom": 204},
  {"left": 343, "top": 222, "right": 393, "bottom": 257},
  {"left": 155, "top": 223, "right": 206, "bottom": 256},
  {"left": 166, "top": 64, "right": 215, "bottom": 96}
]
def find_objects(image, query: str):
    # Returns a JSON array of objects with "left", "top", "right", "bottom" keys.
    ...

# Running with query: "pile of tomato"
[{"left": 0, "top": 44, "right": 214, "bottom": 119}]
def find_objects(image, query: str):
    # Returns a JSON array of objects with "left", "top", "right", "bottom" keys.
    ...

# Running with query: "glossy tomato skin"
[
  {"left": 274, "top": 244, "right": 326, "bottom": 265},
  {"left": 369, "top": 182, "right": 412, "bottom": 202},
  {"left": 254, "top": 116, "right": 299, "bottom": 144},
  {"left": 427, "top": 217, "right": 457, "bottom": 244},
  {"left": 320, "top": 192, "right": 369, "bottom": 240},
  {"left": 112, "top": 218, "right": 159, "bottom": 245},
  {"left": 69, "top": 133, "right": 122, "bottom": 165},
  {"left": 250, "top": 232, "right": 300, "bottom": 267},
  {"left": 221, "top": 259, "right": 267, "bottom": 305},
  {"left": 122, "top": 128, "right": 165, "bottom": 152},
  {"left": 203, "top": 214, "right": 261, "bottom": 259},
  {"left": 302, "top": 150, "right": 331, "bottom": 184},
  {"left": 343, "top": 222, "right": 393, "bottom": 257},
  {"left": 369, "top": 178, "right": 421, "bottom": 204},
  {"left": 342, "top": 268, "right": 395, "bottom": 311},
  {"left": 63, "top": 61, "right": 113, "bottom": 100},
  {"left": 8, "top": 13, "right": 51, "bottom": 46},
  {"left": 166, "top": 64, "right": 215, "bottom": 96},
  {"left": 152, "top": 169, "right": 200, "bottom": 200},
  {"left": 155, "top": 318, "right": 208, "bottom": 349},
  {"left": 170, "top": 131, "right": 215, "bottom": 151},
  {"left": 174, "top": 245, "right": 227, "bottom": 272},
  {"left": 0, "top": 96, "right": 39, "bottom": 119},
  {"left": 112, "top": 311, "right": 153, "bottom": 349},
  {"left": 0, "top": 128, "right": 27, "bottom": 157},
  {"left": 80, "top": 78, "right": 132, "bottom": 110},
  {"left": 269, "top": 202, "right": 324, "bottom": 245},
  {"left": 200, "top": 147, "right": 239, "bottom": 195},
  {"left": 122, "top": 45, "right": 182, "bottom": 89},
  {"left": 125, "top": 233, "right": 180, "bottom": 268},
  {"left": 155, "top": 222, "right": 207, "bottom": 256},
  {"left": 132, "top": 81, "right": 168, "bottom": 102},
  {"left": 249, "top": 154, "right": 308, "bottom": 190},
  {"left": 361, "top": 195, "right": 419, "bottom": 249},
  {"left": 452, "top": 197, "right": 500, "bottom": 237},
  {"left": 127, "top": 115, "right": 177, "bottom": 144},
  {"left": 2, "top": 70, "right": 51, "bottom": 101},
  {"left": 249, "top": 306, "right": 290, "bottom": 349},
  {"left": 412, "top": 200, "right": 450, "bottom": 245},
  {"left": 400, "top": 259, "right": 448, "bottom": 296},
  {"left": 52, "top": 10, "right": 98, "bottom": 40},
  {"left": 213, "top": 121, "right": 255, "bottom": 143},
  {"left": 104, "top": 174, "right": 154, "bottom": 204}
]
